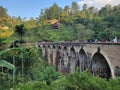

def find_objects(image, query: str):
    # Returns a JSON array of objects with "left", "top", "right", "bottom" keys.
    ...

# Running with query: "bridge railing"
[{"left": 36, "top": 42, "right": 120, "bottom": 46}]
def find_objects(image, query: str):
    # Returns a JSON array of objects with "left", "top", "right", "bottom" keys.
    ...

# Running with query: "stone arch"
[
  {"left": 64, "top": 46, "right": 67, "bottom": 53},
  {"left": 91, "top": 49, "right": 114, "bottom": 78},
  {"left": 68, "top": 47, "right": 76, "bottom": 73},
  {"left": 58, "top": 45, "right": 61, "bottom": 49},
  {"left": 91, "top": 48, "right": 115, "bottom": 78},
  {"left": 52, "top": 45, "right": 56, "bottom": 49},
  {"left": 78, "top": 48, "right": 88, "bottom": 72}
]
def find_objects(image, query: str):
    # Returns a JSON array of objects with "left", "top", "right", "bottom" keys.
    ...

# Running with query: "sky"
[{"left": 0, "top": 0, "right": 120, "bottom": 20}]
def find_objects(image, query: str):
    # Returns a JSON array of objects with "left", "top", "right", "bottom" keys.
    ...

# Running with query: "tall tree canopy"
[
  {"left": 71, "top": 2, "right": 79, "bottom": 15},
  {"left": 0, "top": 6, "right": 8, "bottom": 18},
  {"left": 15, "top": 24, "right": 26, "bottom": 43},
  {"left": 44, "top": 3, "right": 62, "bottom": 19}
]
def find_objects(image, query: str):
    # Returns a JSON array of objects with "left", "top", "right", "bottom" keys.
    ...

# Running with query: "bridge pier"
[
  {"left": 52, "top": 46, "right": 57, "bottom": 66},
  {"left": 47, "top": 46, "right": 52, "bottom": 64}
]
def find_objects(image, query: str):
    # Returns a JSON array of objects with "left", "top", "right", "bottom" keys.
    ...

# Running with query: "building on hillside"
[
  {"left": 46, "top": 19, "right": 60, "bottom": 29},
  {"left": 52, "top": 22, "right": 60, "bottom": 29}
]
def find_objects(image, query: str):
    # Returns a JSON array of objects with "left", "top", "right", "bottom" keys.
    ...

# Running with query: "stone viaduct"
[{"left": 36, "top": 42, "right": 120, "bottom": 79}]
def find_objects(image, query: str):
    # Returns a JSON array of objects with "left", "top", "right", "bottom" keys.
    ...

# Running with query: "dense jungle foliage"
[
  {"left": 0, "top": 1, "right": 120, "bottom": 90},
  {"left": 1, "top": 46, "right": 120, "bottom": 90}
]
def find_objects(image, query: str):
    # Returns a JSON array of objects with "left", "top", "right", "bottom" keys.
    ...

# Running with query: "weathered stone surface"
[{"left": 36, "top": 42, "right": 120, "bottom": 78}]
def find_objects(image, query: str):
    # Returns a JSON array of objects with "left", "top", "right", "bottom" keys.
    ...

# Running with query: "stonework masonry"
[{"left": 36, "top": 42, "right": 120, "bottom": 78}]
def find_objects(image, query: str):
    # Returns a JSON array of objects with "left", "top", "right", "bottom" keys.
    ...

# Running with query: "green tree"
[
  {"left": 71, "top": 2, "right": 79, "bottom": 15},
  {"left": 0, "top": 60, "right": 15, "bottom": 70},
  {"left": 44, "top": 3, "right": 62, "bottom": 19},
  {"left": 15, "top": 24, "right": 26, "bottom": 43},
  {"left": 0, "top": 6, "right": 8, "bottom": 18},
  {"left": 99, "top": 4, "right": 112, "bottom": 16},
  {"left": 64, "top": 5, "right": 70, "bottom": 15},
  {"left": 80, "top": 4, "right": 88, "bottom": 19},
  {"left": 32, "top": 60, "right": 62, "bottom": 85}
]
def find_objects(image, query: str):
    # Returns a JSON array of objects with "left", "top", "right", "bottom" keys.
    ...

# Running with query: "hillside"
[{"left": 0, "top": 3, "right": 120, "bottom": 44}]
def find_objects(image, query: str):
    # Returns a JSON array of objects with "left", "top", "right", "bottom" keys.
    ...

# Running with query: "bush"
[
  {"left": 32, "top": 60, "right": 62, "bottom": 85},
  {"left": 14, "top": 81, "right": 49, "bottom": 90},
  {"left": 51, "top": 71, "right": 112, "bottom": 90}
]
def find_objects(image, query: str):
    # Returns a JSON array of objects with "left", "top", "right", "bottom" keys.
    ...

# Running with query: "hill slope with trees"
[{"left": 0, "top": 2, "right": 120, "bottom": 44}]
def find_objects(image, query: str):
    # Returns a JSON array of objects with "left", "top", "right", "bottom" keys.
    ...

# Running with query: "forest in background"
[{"left": 0, "top": 2, "right": 120, "bottom": 44}]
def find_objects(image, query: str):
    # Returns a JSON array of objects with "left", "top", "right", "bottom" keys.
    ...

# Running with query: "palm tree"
[{"left": 15, "top": 24, "right": 25, "bottom": 44}]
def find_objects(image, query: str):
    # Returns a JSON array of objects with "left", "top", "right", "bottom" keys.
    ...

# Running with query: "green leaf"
[
  {"left": 0, "top": 48, "right": 20, "bottom": 55},
  {"left": 0, "top": 49, "right": 11, "bottom": 55},
  {"left": 0, "top": 60, "right": 15, "bottom": 70}
]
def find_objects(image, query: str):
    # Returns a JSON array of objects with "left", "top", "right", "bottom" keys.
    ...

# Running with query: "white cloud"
[{"left": 78, "top": 0, "right": 120, "bottom": 9}]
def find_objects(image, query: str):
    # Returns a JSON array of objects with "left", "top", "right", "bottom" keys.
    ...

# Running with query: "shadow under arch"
[
  {"left": 91, "top": 48, "right": 115, "bottom": 78},
  {"left": 91, "top": 51, "right": 112, "bottom": 79},
  {"left": 78, "top": 48, "right": 88, "bottom": 72},
  {"left": 52, "top": 45, "right": 56, "bottom": 49}
]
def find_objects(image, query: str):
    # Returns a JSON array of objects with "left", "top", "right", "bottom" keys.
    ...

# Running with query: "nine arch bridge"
[{"left": 36, "top": 42, "right": 120, "bottom": 78}]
